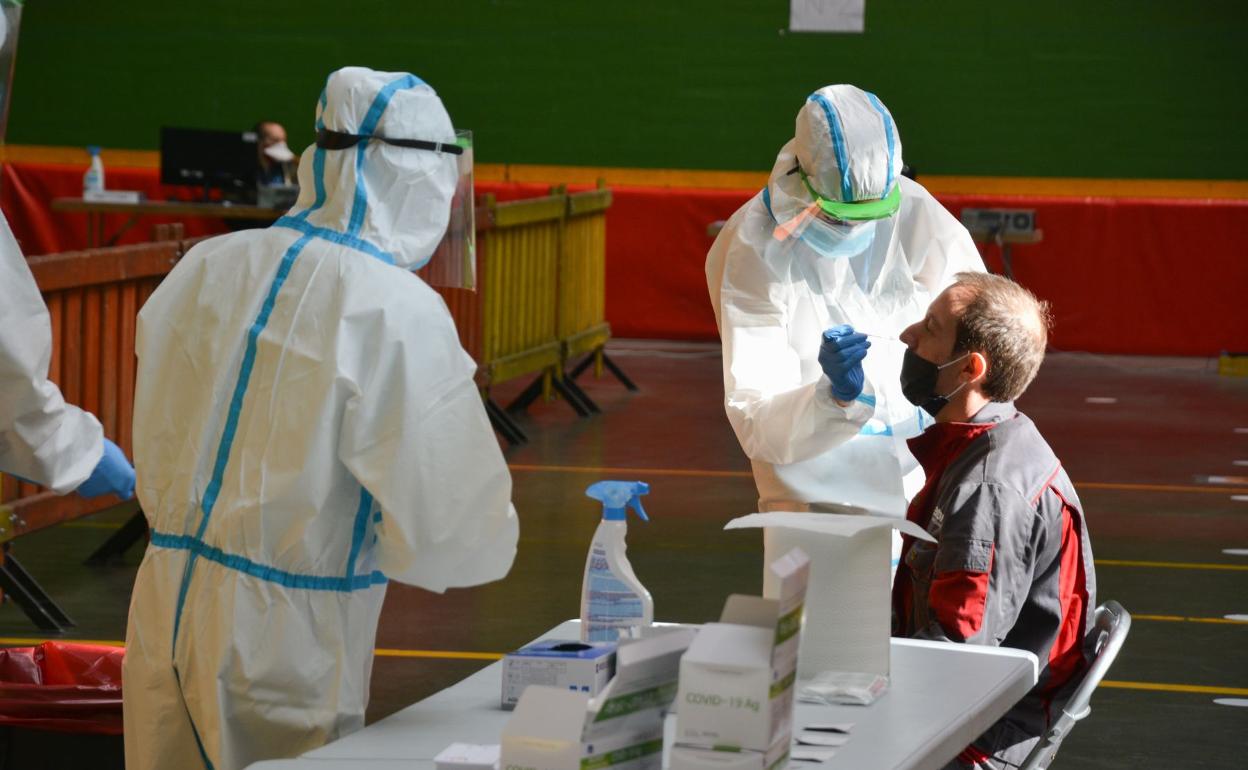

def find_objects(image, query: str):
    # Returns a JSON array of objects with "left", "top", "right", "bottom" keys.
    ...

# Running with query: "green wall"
[{"left": 9, "top": 1, "right": 1247, "bottom": 179}]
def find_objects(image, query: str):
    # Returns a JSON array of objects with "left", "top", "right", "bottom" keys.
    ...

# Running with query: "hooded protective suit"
[
  {"left": 122, "top": 68, "right": 519, "bottom": 770},
  {"left": 706, "top": 84, "right": 984, "bottom": 516},
  {"left": 0, "top": 215, "right": 105, "bottom": 492}
]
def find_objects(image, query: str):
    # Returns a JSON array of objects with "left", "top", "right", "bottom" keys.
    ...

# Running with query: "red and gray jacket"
[{"left": 892, "top": 401, "right": 1096, "bottom": 738}]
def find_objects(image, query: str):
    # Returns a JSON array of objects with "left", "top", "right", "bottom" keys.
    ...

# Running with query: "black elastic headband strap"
[{"left": 315, "top": 128, "right": 464, "bottom": 155}]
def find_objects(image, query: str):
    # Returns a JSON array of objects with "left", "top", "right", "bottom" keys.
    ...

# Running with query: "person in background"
[
  {"left": 0, "top": 213, "right": 135, "bottom": 502},
  {"left": 123, "top": 68, "right": 518, "bottom": 770},
  {"left": 254, "top": 119, "right": 296, "bottom": 186},
  {"left": 893, "top": 272, "right": 1096, "bottom": 769}
]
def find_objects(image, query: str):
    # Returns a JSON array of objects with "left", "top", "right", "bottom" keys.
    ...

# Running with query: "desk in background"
[{"left": 50, "top": 197, "right": 282, "bottom": 247}]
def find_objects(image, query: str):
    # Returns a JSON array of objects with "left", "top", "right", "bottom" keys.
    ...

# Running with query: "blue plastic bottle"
[{"left": 580, "top": 481, "right": 654, "bottom": 642}]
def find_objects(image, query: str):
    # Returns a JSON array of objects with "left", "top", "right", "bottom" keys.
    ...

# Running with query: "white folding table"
[{"left": 248, "top": 620, "right": 1037, "bottom": 770}]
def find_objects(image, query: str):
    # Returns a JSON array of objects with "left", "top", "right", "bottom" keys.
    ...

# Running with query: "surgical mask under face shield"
[
  {"left": 315, "top": 127, "right": 476, "bottom": 289},
  {"left": 772, "top": 166, "right": 899, "bottom": 261}
]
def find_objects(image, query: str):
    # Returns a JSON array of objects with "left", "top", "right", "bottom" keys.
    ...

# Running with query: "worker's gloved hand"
[
  {"left": 818, "top": 324, "right": 870, "bottom": 403},
  {"left": 76, "top": 439, "right": 136, "bottom": 500}
]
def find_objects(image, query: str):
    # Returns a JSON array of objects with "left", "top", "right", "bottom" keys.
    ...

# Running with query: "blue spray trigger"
[{"left": 586, "top": 480, "right": 650, "bottom": 522}]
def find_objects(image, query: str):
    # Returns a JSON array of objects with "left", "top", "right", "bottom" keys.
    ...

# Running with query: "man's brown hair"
[{"left": 951, "top": 272, "right": 1051, "bottom": 402}]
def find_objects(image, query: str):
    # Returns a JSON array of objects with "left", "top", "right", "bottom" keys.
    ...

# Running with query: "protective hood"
[
  {"left": 767, "top": 84, "right": 904, "bottom": 228},
  {"left": 286, "top": 67, "right": 458, "bottom": 270}
]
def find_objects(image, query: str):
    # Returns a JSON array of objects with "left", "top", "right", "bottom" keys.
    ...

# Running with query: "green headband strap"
[{"left": 800, "top": 169, "right": 901, "bottom": 221}]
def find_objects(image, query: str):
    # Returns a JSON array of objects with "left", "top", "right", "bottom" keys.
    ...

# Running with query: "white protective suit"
[
  {"left": 123, "top": 68, "right": 519, "bottom": 770},
  {"left": 707, "top": 85, "right": 984, "bottom": 515},
  {"left": 0, "top": 214, "right": 104, "bottom": 492}
]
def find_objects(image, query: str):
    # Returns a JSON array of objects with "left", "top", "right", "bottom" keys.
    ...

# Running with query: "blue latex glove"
[
  {"left": 76, "top": 439, "right": 136, "bottom": 500},
  {"left": 818, "top": 324, "right": 870, "bottom": 402}
]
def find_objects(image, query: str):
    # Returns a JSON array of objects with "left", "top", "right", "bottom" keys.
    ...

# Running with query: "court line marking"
[
  {"left": 507, "top": 464, "right": 1248, "bottom": 495},
  {"left": 508, "top": 464, "right": 753, "bottom": 479},
  {"left": 375, "top": 648, "right": 503, "bottom": 661},
  {"left": 0, "top": 637, "right": 507, "bottom": 660},
  {"left": 1102, "top": 680, "right": 1248, "bottom": 697},
  {"left": 1198, "top": 475, "right": 1248, "bottom": 485},
  {"left": 1, "top": 636, "right": 1240, "bottom": 696},
  {"left": 1096, "top": 559, "right": 1248, "bottom": 572},
  {"left": 1132, "top": 614, "right": 1248, "bottom": 625}
]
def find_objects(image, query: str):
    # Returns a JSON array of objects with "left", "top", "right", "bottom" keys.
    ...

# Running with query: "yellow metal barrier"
[
  {"left": 478, "top": 193, "right": 565, "bottom": 387},
  {"left": 435, "top": 187, "right": 622, "bottom": 443},
  {"left": 559, "top": 186, "right": 613, "bottom": 373}
]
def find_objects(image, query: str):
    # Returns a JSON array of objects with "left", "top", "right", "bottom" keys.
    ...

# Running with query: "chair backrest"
[{"left": 1019, "top": 600, "right": 1132, "bottom": 770}]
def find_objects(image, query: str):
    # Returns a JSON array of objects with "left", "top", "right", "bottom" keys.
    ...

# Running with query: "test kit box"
[
  {"left": 501, "top": 639, "right": 617, "bottom": 709},
  {"left": 669, "top": 739, "right": 789, "bottom": 770},
  {"left": 674, "top": 548, "right": 809, "bottom": 767},
  {"left": 500, "top": 628, "right": 696, "bottom": 770}
]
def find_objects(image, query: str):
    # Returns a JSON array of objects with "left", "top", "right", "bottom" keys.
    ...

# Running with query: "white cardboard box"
[
  {"left": 674, "top": 549, "right": 809, "bottom": 760},
  {"left": 727, "top": 510, "right": 935, "bottom": 679},
  {"left": 501, "top": 629, "right": 696, "bottom": 770},
  {"left": 669, "top": 734, "right": 790, "bottom": 770},
  {"left": 502, "top": 639, "right": 617, "bottom": 709}
]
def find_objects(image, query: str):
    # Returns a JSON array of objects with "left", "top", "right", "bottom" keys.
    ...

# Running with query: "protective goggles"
[
  {"left": 315, "top": 128, "right": 465, "bottom": 155},
  {"left": 796, "top": 167, "right": 900, "bottom": 222}
]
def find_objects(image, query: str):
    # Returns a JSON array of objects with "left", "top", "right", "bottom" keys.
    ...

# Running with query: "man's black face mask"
[{"left": 900, "top": 347, "right": 970, "bottom": 418}]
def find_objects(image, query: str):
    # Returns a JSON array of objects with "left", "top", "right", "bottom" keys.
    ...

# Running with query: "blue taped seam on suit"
[
  {"left": 347, "top": 74, "right": 423, "bottom": 237},
  {"left": 171, "top": 232, "right": 313, "bottom": 649},
  {"left": 344, "top": 488, "right": 375, "bottom": 580},
  {"left": 152, "top": 532, "right": 387, "bottom": 591},
  {"left": 295, "top": 85, "right": 332, "bottom": 223},
  {"left": 172, "top": 666, "right": 216, "bottom": 770},
  {"left": 274, "top": 216, "right": 395, "bottom": 264},
  {"left": 859, "top": 421, "right": 894, "bottom": 437},
  {"left": 808, "top": 92, "right": 853, "bottom": 203},
  {"left": 855, "top": 393, "right": 877, "bottom": 408},
  {"left": 864, "top": 91, "right": 896, "bottom": 195}
]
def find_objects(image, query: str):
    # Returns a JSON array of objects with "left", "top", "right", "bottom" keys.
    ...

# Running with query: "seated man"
[{"left": 892, "top": 272, "right": 1096, "bottom": 770}]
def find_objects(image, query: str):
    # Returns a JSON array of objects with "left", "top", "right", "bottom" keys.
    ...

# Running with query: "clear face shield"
[
  {"left": 771, "top": 165, "right": 900, "bottom": 260},
  {"left": 423, "top": 129, "right": 475, "bottom": 290},
  {"left": 0, "top": 0, "right": 24, "bottom": 145},
  {"left": 315, "top": 127, "right": 476, "bottom": 289}
]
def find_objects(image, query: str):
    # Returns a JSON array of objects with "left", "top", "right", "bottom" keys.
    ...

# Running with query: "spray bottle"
[
  {"left": 580, "top": 480, "right": 653, "bottom": 642},
  {"left": 83, "top": 146, "right": 105, "bottom": 194}
]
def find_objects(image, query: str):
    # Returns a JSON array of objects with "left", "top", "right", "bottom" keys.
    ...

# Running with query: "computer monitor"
[{"left": 159, "top": 127, "right": 259, "bottom": 199}]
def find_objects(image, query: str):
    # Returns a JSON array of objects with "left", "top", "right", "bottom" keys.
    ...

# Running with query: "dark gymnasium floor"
[{"left": 1, "top": 342, "right": 1245, "bottom": 769}]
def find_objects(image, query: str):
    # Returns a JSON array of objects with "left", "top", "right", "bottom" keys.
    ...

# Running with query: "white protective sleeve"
[
  {"left": 897, "top": 177, "right": 987, "bottom": 292},
  {"left": 338, "top": 302, "right": 518, "bottom": 593},
  {"left": 0, "top": 216, "right": 102, "bottom": 493},
  {"left": 709, "top": 215, "right": 871, "bottom": 467}
]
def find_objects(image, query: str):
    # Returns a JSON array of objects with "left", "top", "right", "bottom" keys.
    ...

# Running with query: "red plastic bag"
[{"left": 0, "top": 642, "right": 124, "bottom": 735}]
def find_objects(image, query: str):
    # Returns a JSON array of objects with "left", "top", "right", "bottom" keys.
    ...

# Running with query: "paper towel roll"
[{"left": 763, "top": 525, "right": 892, "bottom": 679}]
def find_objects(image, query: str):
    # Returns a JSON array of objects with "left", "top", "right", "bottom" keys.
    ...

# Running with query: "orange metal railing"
[{"left": 0, "top": 236, "right": 196, "bottom": 541}]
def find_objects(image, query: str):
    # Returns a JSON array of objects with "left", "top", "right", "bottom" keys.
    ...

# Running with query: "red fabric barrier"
[
  {"left": 5, "top": 163, "right": 1245, "bottom": 355},
  {"left": 0, "top": 642, "right": 124, "bottom": 735},
  {"left": 938, "top": 194, "right": 1248, "bottom": 356}
]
